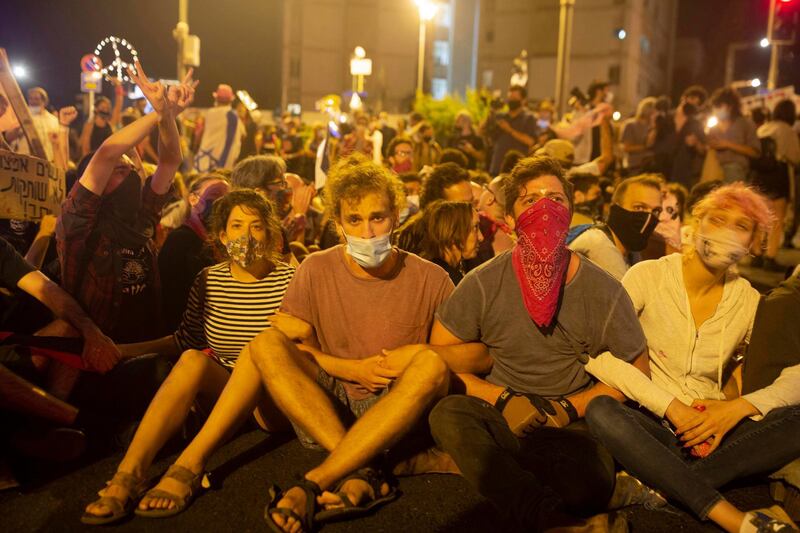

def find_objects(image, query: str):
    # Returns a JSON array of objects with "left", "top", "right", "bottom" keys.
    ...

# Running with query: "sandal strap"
[
  {"left": 107, "top": 471, "right": 143, "bottom": 493},
  {"left": 163, "top": 464, "right": 202, "bottom": 486},
  {"left": 142, "top": 465, "right": 203, "bottom": 507}
]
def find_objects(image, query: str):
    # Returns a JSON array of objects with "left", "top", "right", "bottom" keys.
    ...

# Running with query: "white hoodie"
[{"left": 586, "top": 253, "right": 761, "bottom": 417}]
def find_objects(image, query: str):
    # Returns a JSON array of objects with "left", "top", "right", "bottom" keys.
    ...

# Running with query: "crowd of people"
[{"left": 2, "top": 58, "right": 800, "bottom": 533}]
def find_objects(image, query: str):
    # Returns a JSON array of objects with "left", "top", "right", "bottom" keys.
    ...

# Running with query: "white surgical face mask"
[
  {"left": 29, "top": 105, "right": 42, "bottom": 115},
  {"left": 604, "top": 91, "right": 614, "bottom": 104},
  {"left": 344, "top": 232, "right": 393, "bottom": 269},
  {"left": 694, "top": 228, "right": 748, "bottom": 270},
  {"left": 407, "top": 194, "right": 420, "bottom": 208}
]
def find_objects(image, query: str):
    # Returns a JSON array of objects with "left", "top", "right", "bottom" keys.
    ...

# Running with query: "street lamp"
[
  {"left": 414, "top": 0, "right": 439, "bottom": 94},
  {"left": 760, "top": 37, "right": 770, "bottom": 47},
  {"left": 12, "top": 64, "right": 27, "bottom": 80}
]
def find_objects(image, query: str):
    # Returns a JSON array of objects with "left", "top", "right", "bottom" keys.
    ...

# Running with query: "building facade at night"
[{"left": 281, "top": 0, "right": 678, "bottom": 115}]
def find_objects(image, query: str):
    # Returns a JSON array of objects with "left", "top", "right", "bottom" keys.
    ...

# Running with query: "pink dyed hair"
[{"left": 691, "top": 182, "right": 774, "bottom": 235}]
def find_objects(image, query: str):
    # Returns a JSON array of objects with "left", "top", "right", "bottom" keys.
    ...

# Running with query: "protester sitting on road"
[
  {"left": 397, "top": 162, "right": 474, "bottom": 254},
  {"left": 158, "top": 174, "right": 230, "bottom": 333},
  {"left": 568, "top": 173, "right": 603, "bottom": 227},
  {"left": 240, "top": 154, "right": 454, "bottom": 532},
  {"left": 568, "top": 174, "right": 663, "bottom": 280},
  {"left": 416, "top": 200, "right": 483, "bottom": 285},
  {"left": 475, "top": 174, "right": 515, "bottom": 257},
  {"left": 386, "top": 136, "right": 415, "bottom": 175},
  {"left": 742, "top": 265, "right": 800, "bottom": 522},
  {"left": 56, "top": 60, "right": 194, "bottom": 344},
  {"left": 428, "top": 155, "right": 656, "bottom": 531},
  {"left": 439, "top": 147, "right": 469, "bottom": 170},
  {"left": 584, "top": 183, "right": 800, "bottom": 533},
  {"left": 82, "top": 189, "right": 294, "bottom": 525},
  {"left": 705, "top": 87, "right": 760, "bottom": 183}
]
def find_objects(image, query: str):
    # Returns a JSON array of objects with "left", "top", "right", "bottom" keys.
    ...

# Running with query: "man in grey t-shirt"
[{"left": 428, "top": 155, "right": 650, "bottom": 531}]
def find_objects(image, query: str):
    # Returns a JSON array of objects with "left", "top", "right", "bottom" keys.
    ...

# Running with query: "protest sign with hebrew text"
[{"left": 0, "top": 150, "right": 65, "bottom": 221}]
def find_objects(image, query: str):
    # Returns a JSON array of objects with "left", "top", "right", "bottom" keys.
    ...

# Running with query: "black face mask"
[
  {"left": 606, "top": 204, "right": 658, "bottom": 252},
  {"left": 575, "top": 197, "right": 603, "bottom": 220},
  {"left": 507, "top": 100, "right": 522, "bottom": 111}
]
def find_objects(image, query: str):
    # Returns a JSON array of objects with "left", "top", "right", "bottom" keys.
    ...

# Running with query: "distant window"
[
  {"left": 432, "top": 78, "right": 448, "bottom": 100},
  {"left": 436, "top": 4, "right": 452, "bottom": 28},
  {"left": 433, "top": 40, "right": 450, "bottom": 67}
]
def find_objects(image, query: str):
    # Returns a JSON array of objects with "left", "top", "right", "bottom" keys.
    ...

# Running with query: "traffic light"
[{"left": 770, "top": 0, "right": 798, "bottom": 43}]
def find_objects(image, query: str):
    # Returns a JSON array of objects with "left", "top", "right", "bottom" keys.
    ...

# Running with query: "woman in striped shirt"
[{"left": 83, "top": 189, "right": 294, "bottom": 525}]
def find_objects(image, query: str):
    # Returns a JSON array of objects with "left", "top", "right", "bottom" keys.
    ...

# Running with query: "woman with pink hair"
[{"left": 583, "top": 184, "right": 800, "bottom": 532}]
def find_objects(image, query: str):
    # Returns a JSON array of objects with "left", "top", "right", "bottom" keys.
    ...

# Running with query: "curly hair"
[
  {"left": 208, "top": 188, "right": 283, "bottom": 261},
  {"left": 324, "top": 153, "right": 405, "bottom": 220},
  {"left": 503, "top": 155, "right": 573, "bottom": 216}
]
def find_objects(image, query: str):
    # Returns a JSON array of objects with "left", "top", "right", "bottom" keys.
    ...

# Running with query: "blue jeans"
[
  {"left": 429, "top": 395, "right": 615, "bottom": 530},
  {"left": 585, "top": 396, "right": 800, "bottom": 519}
]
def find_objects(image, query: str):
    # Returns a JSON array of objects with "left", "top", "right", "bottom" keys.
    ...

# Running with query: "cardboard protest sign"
[
  {"left": 0, "top": 150, "right": 65, "bottom": 221},
  {"left": 0, "top": 48, "right": 45, "bottom": 159}
]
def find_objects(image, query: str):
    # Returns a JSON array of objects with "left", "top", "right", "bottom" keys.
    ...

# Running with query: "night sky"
[
  {"left": 2, "top": 0, "right": 798, "bottom": 115},
  {"left": 1, "top": 0, "right": 283, "bottom": 112}
]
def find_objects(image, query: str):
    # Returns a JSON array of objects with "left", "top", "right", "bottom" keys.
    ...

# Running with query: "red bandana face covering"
[{"left": 511, "top": 198, "right": 572, "bottom": 328}]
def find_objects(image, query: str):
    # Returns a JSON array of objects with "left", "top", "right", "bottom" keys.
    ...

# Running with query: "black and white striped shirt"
[{"left": 174, "top": 261, "right": 295, "bottom": 369}]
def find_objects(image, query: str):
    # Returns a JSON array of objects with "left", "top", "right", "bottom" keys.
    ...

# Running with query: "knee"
[
  {"left": 407, "top": 349, "right": 449, "bottom": 395},
  {"left": 173, "top": 349, "right": 213, "bottom": 375},
  {"left": 248, "top": 329, "right": 292, "bottom": 371},
  {"left": 429, "top": 395, "right": 479, "bottom": 440},
  {"left": 584, "top": 395, "right": 622, "bottom": 429}
]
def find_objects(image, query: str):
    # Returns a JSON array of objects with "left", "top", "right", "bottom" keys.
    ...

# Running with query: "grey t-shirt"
[
  {"left": 489, "top": 111, "right": 538, "bottom": 175},
  {"left": 710, "top": 116, "right": 760, "bottom": 171},
  {"left": 436, "top": 251, "right": 646, "bottom": 398}
]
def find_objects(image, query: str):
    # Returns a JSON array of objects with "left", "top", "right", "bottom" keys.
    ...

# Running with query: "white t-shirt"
[{"left": 12, "top": 110, "right": 60, "bottom": 162}]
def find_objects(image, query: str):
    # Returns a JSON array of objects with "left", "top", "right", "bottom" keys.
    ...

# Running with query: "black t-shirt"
[
  {"left": 112, "top": 245, "right": 157, "bottom": 343},
  {"left": 90, "top": 122, "right": 113, "bottom": 152},
  {"left": 0, "top": 236, "right": 35, "bottom": 289},
  {"left": 158, "top": 225, "right": 214, "bottom": 334}
]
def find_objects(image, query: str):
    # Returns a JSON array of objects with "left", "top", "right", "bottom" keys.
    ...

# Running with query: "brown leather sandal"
[
  {"left": 81, "top": 471, "right": 147, "bottom": 525},
  {"left": 134, "top": 464, "right": 205, "bottom": 519}
]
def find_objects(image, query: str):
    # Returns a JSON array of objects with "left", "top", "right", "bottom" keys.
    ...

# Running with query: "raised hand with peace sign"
[
  {"left": 126, "top": 59, "right": 167, "bottom": 115},
  {"left": 165, "top": 68, "right": 199, "bottom": 116}
]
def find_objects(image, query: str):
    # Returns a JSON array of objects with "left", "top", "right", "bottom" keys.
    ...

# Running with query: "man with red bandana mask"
[{"left": 427, "top": 156, "right": 657, "bottom": 531}]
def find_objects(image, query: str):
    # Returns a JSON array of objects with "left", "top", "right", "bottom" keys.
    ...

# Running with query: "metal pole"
[
  {"left": 417, "top": 18, "right": 426, "bottom": 94},
  {"left": 88, "top": 91, "right": 95, "bottom": 121},
  {"left": 724, "top": 44, "right": 736, "bottom": 87},
  {"left": 555, "top": 0, "right": 575, "bottom": 118},
  {"left": 176, "top": 0, "right": 189, "bottom": 82},
  {"left": 767, "top": 0, "right": 779, "bottom": 89}
]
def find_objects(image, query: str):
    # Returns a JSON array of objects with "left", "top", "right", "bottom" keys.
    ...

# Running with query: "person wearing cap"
[
  {"left": 534, "top": 135, "right": 613, "bottom": 178},
  {"left": 193, "top": 83, "right": 245, "bottom": 172}
]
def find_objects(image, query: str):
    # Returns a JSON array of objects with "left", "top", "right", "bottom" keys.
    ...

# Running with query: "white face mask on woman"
[
  {"left": 344, "top": 232, "right": 393, "bottom": 269},
  {"left": 694, "top": 228, "right": 748, "bottom": 270}
]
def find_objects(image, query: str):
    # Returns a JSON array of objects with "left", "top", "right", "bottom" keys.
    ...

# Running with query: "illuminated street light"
[
  {"left": 612, "top": 111, "right": 621, "bottom": 121},
  {"left": 12, "top": 64, "right": 27, "bottom": 80},
  {"left": 760, "top": 37, "right": 770, "bottom": 47},
  {"left": 707, "top": 116, "right": 719, "bottom": 130},
  {"left": 354, "top": 46, "right": 366, "bottom": 59},
  {"left": 615, "top": 28, "right": 627, "bottom": 40},
  {"left": 414, "top": 0, "right": 439, "bottom": 93},
  {"left": 751, "top": 78, "right": 762, "bottom": 87}
]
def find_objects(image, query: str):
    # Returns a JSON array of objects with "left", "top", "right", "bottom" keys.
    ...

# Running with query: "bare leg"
[
  {"left": 249, "top": 330, "right": 348, "bottom": 452},
  {"left": 706, "top": 499, "right": 747, "bottom": 533},
  {"left": 85, "top": 350, "right": 229, "bottom": 517},
  {"left": 254, "top": 343, "right": 449, "bottom": 533}
]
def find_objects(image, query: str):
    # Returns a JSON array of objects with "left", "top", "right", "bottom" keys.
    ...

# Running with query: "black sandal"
[
  {"left": 314, "top": 467, "right": 399, "bottom": 524},
  {"left": 264, "top": 477, "right": 322, "bottom": 533}
]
